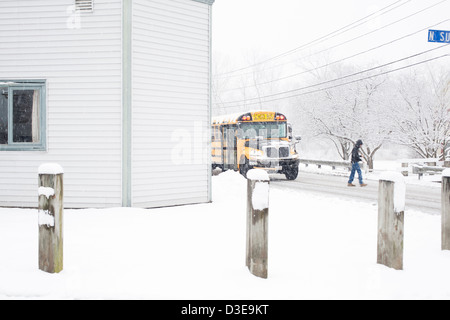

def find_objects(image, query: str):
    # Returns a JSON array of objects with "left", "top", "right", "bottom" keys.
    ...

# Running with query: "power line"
[
  {"left": 216, "top": 52, "right": 449, "bottom": 109},
  {"left": 214, "top": 0, "right": 411, "bottom": 77},
  {"left": 220, "top": 44, "right": 449, "bottom": 106},
  {"left": 219, "top": 18, "right": 450, "bottom": 93},
  {"left": 214, "top": 0, "right": 448, "bottom": 80}
]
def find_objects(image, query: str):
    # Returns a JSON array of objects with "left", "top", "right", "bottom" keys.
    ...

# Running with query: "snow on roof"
[
  {"left": 212, "top": 112, "right": 243, "bottom": 125},
  {"left": 212, "top": 110, "right": 278, "bottom": 125}
]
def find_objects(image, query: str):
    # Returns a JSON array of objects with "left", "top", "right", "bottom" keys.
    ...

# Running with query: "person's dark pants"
[{"left": 348, "top": 162, "right": 363, "bottom": 184}]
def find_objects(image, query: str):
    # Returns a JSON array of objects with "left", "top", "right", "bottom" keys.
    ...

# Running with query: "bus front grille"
[
  {"left": 279, "top": 147, "right": 290, "bottom": 158},
  {"left": 266, "top": 147, "right": 278, "bottom": 158},
  {"left": 264, "top": 146, "right": 290, "bottom": 158}
]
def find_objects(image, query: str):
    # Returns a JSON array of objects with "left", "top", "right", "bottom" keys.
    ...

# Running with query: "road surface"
[{"left": 270, "top": 171, "right": 441, "bottom": 215}]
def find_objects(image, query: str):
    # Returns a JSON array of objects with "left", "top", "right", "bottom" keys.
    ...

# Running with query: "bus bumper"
[{"left": 249, "top": 157, "right": 300, "bottom": 172}]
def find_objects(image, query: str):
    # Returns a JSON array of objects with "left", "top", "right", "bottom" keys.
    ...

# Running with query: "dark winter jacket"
[{"left": 351, "top": 145, "right": 362, "bottom": 164}]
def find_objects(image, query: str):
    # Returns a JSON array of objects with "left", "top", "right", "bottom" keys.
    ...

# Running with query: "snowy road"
[{"left": 270, "top": 171, "right": 441, "bottom": 215}]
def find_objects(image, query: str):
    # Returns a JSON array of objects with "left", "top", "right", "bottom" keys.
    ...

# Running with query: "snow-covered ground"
[{"left": 0, "top": 161, "right": 449, "bottom": 300}]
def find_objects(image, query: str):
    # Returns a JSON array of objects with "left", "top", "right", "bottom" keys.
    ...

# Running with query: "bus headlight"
[
  {"left": 290, "top": 146, "right": 296, "bottom": 155},
  {"left": 250, "top": 149, "right": 263, "bottom": 157}
]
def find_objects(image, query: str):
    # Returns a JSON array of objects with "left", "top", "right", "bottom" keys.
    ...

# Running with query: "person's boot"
[
  {"left": 348, "top": 183, "right": 356, "bottom": 187},
  {"left": 360, "top": 183, "right": 368, "bottom": 187}
]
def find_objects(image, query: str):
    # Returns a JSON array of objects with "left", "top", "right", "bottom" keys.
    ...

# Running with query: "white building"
[{"left": 0, "top": 0, "right": 215, "bottom": 208}]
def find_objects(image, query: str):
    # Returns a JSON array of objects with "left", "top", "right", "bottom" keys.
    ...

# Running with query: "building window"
[
  {"left": 75, "top": 0, "right": 94, "bottom": 13},
  {"left": 0, "top": 81, "right": 46, "bottom": 151}
]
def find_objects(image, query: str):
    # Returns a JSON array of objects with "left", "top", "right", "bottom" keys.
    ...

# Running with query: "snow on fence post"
[
  {"left": 442, "top": 169, "right": 450, "bottom": 250},
  {"left": 38, "top": 163, "right": 64, "bottom": 274},
  {"left": 246, "top": 169, "right": 269, "bottom": 279},
  {"left": 377, "top": 172, "right": 405, "bottom": 270}
]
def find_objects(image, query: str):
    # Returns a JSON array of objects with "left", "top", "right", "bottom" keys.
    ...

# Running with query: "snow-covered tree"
[
  {"left": 297, "top": 62, "right": 391, "bottom": 169},
  {"left": 389, "top": 67, "right": 450, "bottom": 160}
]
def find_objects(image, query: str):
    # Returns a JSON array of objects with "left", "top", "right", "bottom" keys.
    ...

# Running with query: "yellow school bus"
[{"left": 212, "top": 110, "right": 301, "bottom": 180}]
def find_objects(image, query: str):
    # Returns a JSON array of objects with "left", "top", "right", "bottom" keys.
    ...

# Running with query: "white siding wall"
[
  {"left": 132, "top": 0, "right": 211, "bottom": 207},
  {"left": 0, "top": 0, "right": 123, "bottom": 208}
]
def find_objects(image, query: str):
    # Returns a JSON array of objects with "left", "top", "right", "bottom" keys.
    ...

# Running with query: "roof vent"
[{"left": 75, "top": 0, "right": 94, "bottom": 13}]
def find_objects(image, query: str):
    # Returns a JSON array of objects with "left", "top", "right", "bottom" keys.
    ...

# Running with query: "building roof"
[{"left": 191, "top": 0, "right": 215, "bottom": 4}]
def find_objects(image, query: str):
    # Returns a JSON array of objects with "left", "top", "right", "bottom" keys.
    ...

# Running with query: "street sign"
[{"left": 428, "top": 29, "right": 450, "bottom": 43}]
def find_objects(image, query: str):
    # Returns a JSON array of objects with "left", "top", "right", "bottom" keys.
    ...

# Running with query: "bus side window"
[
  {"left": 222, "top": 126, "right": 227, "bottom": 141},
  {"left": 215, "top": 126, "right": 221, "bottom": 142},
  {"left": 211, "top": 125, "right": 218, "bottom": 142}
]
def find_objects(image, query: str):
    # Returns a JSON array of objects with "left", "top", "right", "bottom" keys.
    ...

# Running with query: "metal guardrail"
[
  {"left": 299, "top": 159, "right": 352, "bottom": 170},
  {"left": 412, "top": 164, "right": 446, "bottom": 180},
  {"left": 300, "top": 159, "right": 447, "bottom": 179},
  {"left": 300, "top": 159, "right": 448, "bottom": 180}
]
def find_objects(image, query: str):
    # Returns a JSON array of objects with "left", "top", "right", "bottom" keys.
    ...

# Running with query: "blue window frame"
[{"left": 0, "top": 80, "right": 46, "bottom": 151}]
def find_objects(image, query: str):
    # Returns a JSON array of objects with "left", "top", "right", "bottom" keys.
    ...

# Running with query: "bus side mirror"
[
  {"left": 287, "top": 123, "right": 293, "bottom": 140},
  {"left": 295, "top": 136, "right": 302, "bottom": 143}
]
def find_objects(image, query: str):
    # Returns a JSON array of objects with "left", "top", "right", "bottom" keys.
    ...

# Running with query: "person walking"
[{"left": 348, "top": 139, "right": 367, "bottom": 187}]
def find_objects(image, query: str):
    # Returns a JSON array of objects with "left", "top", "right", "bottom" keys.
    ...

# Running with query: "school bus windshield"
[{"left": 238, "top": 122, "right": 287, "bottom": 139}]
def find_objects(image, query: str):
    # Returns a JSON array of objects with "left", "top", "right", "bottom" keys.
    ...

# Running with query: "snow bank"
[
  {"left": 380, "top": 171, "right": 406, "bottom": 213},
  {"left": 247, "top": 169, "right": 269, "bottom": 181},
  {"left": 38, "top": 163, "right": 64, "bottom": 175}
]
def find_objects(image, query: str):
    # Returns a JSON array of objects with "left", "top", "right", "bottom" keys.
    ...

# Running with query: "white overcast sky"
[{"left": 211, "top": 0, "right": 450, "bottom": 71}]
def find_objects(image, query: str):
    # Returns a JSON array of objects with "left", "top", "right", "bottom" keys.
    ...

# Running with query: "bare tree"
[
  {"left": 212, "top": 52, "right": 233, "bottom": 116},
  {"left": 212, "top": 50, "right": 283, "bottom": 115}
]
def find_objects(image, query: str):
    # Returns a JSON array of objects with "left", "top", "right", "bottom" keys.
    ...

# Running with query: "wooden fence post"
[
  {"left": 377, "top": 172, "right": 405, "bottom": 270},
  {"left": 246, "top": 169, "right": 269, "bottom": 279},
  {"left": 38, "top": 163, "right": 64, "bottom": 274},
  {"left": 401, "top": 163, "right": 409, "bottom": 176},
  {"left": 444, "top": 142, "right": 450, "bottom": 168},
  {"left": 442, "top": 169, "right": 450, "bottom": 250}
]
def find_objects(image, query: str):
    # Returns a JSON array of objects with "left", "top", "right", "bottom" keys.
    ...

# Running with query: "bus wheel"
[
  {"left": 284, "top": 164, "right": 299, "bottom": 180},
  {"left": 239, "top": 157, "right": 251, "bottom": 178}
]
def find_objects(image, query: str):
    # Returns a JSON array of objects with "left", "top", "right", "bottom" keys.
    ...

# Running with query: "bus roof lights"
[{"left": 239, "top": 114, "right": 252, "bottom": 121}]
